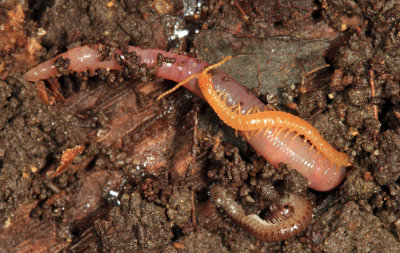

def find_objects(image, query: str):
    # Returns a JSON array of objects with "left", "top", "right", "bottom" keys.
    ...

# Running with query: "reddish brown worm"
[{"left": 209, "top": 185, "right": 313, "bottom": 242}]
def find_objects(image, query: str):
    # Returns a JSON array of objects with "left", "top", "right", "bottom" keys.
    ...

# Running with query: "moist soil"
[{"left": 1, "top": 0, "right": 400, "bottom": 252}]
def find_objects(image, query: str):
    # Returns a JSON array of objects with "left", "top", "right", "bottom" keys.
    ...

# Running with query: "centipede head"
[{"left": 156, "top": 56, "right": 232, "bottom": 100}]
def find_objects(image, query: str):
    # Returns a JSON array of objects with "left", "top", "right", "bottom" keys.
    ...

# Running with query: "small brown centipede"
[{"left": 209, "top": 185, "right": 313, "bottom": 242}]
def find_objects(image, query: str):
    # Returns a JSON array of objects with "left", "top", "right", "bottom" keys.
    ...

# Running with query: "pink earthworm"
[
  {"left": 24, "top": 44, "right": 348, "bottom": 191},
  {"left": 210, "top": 185, "right": 313, "bottom": 242},
  {"left": 24, "top": 45, "right": 207, "bottom": 97}
]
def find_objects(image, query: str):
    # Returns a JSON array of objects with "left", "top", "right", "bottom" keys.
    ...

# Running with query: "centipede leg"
[
  {"left": 229, "top": 104, "right": 241, "bottom": 115},
  {"left": 273, "top": 127, "right": 281, "bottom": 136},
  {"left": 263, "top": 104, "right": 276, "bottom": 111},
  {"left": 326, "top": 161, "right": 332, "bottom": 172},
  {"left": 244, "top": 130, "right": 252, "bottom": 140},
  {"left": 246, "top": 105, "right": 261, "bottom": 114},
  {"left": 334, "top": 165, "right": 342, "bottom": 175},
  {"left": 276, "top": 128, "right": 285, "bottom": 136},
  {"left": 222, "top": 92, "right": 228, "bottom": 103},
  {"left": 243, "top": 106, "right": 260, "bottom": 139},
  {"left": 216, "top": 90, "right": 228, "bottom": 103},
  {"left": 262, "top": 127, "right": 271, "bottom": 137},
  {"left": 311, "top": 151, "right": 320, "bottom": 159},
  {"left": 255, "top": 128, "right": 264, "bottom": 137},
  {"left": 230, "top": 103, "right": 244, "bottom": 116},
  {"left": 291, "top": 133, "right": 300, "bottom": 141},
  {"left": 313, "top": 151, "right": 327, "bottom": 165},
  {"left": 283, "top": 130, "right": 293, "bottom": 138}
]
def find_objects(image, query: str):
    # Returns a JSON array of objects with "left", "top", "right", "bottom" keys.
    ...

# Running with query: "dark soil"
[{"left": 1, "top": 0, "right": 400, "bottom": 252}]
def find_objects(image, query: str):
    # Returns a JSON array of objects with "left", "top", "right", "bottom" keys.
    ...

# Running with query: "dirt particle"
[
  {"left": 348, "top": 88, "right": 369, "bottom": 106},
  {"left": 373, "top": 130, "right": 400, "bottom": 185},
  {"left": 152, "top": 0, "right": 173, "bottom": 15},
  {"left": 94, "top": 191, "right": 173, "bottom": 251},
  {"left": 167, "top": 186, "right": 192, "bottom": 227}
]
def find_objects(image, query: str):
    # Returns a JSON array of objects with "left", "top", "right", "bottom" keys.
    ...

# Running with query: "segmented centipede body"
[
  {"left": 160, "top": 57, "right": 351, "bottom": 190},
  {"left": 196, "top": 59, "right": 351, "bottom": 169},
  {"left": 210, "top": 185, "right": 313, "bottom": 242}
]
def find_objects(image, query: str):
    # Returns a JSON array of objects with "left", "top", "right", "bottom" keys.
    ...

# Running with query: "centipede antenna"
[
  {"left": 203, "top": 56, "right": 233, "bottom": 74},
  {"left": 157, "top": 73, "right": 201, "bottom": 100}
]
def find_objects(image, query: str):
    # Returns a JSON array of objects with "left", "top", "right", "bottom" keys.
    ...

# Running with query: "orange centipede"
[{"left": 158, "top": 56, "right": 352, "bottom": 169}]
